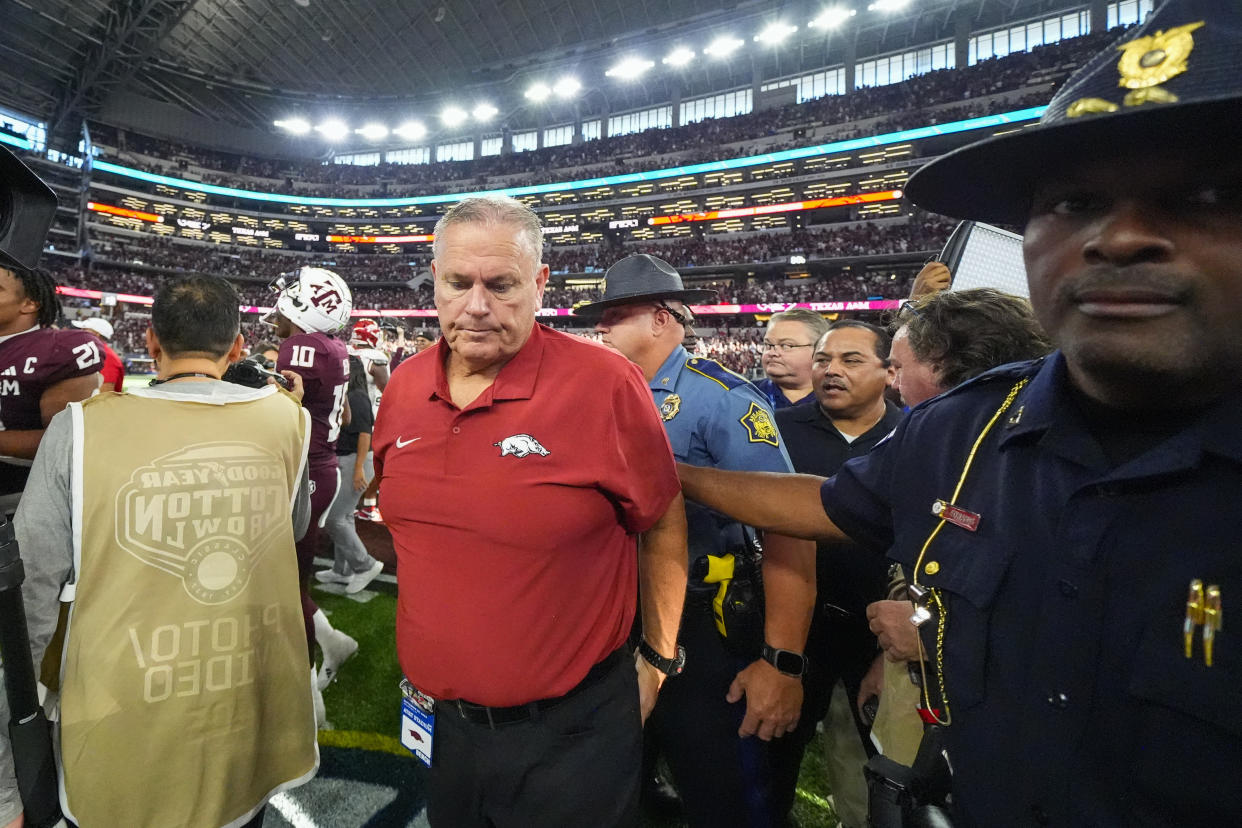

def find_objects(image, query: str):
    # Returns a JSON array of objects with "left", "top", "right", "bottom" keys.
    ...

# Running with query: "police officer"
[
  {"left": 677, "top": 2, "right": 1242, "bottom": 824},
  {"left": 578, "top": 254, "right": 816, "bottom": 827}
]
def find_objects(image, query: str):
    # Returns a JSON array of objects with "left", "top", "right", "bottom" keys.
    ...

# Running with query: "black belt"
[{"left": 445, "top": 646, "right": 626, "bottom": 729}]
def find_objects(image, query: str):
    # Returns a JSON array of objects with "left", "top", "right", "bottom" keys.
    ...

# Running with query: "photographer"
[{"left": 8, "top": 274, "right": 317, "bottom": 827}]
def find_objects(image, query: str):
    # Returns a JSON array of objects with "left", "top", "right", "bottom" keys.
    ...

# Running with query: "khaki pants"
[{"left": 822, "top": 681, "right": 869, "bottom": 828}]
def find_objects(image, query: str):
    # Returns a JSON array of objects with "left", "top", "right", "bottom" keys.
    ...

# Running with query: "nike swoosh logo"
[{"left": 395, "top": 436, "right": 421, "bottom": 448}]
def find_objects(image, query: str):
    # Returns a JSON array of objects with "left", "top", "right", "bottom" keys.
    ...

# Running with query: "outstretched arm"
[{"left": 677, "top": 463, "right": 847, "bottom": 543}]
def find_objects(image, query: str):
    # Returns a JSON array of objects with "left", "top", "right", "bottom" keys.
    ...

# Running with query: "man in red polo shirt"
[{"left": 374, "top": 195, "right": 688, "bottom": 827}]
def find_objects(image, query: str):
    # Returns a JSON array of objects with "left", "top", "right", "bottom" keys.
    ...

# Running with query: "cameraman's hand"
[
  {"left": 274, "top": 370, "right": 304, "bottom": 403},
  {"left": 857, "top": 652, "right": 885, "bottom": 717},
  {"left": 909, "top": 261, "right": 952, "bottom": 299}
]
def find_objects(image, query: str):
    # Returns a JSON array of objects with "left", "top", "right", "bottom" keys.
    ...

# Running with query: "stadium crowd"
[
  {"left": 81, "top": 216, "right": 951, "bottom": 286},
  {"left": 92, "top": 30, "right": 1114, "bottom": 199}
]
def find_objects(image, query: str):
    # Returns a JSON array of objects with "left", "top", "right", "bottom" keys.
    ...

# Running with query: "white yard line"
[{"left": 270, "top": 792, "right": 321, "bottom": 828}]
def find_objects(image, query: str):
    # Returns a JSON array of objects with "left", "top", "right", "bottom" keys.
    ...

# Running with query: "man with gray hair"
[
  {"left": 756, "top": 307, "right": 831, "bottom": 409},
  {"left": 372, "top": 196, "right": 689, "bottom": 826}
]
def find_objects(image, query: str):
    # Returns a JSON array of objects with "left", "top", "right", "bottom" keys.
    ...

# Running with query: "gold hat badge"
[{"left": 1068, "top": 21, "right": 1205, "bottom": 118}]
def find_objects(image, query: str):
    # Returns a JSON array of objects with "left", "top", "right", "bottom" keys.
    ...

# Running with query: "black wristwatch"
[
  {"left": 638, "top": 638, "right": 686, "bottom": 677},
  {"left": 761, "top": 644, "right": 807, "bottom": 678}
]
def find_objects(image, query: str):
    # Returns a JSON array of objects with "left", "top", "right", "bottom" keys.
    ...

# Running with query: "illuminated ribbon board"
[
  {"left": 325, "top": 234, "right": 435, "bottom": 243},
  {"left": 87, "top": 202, "right": 164, "bottom": 223},
  {"left": 649, "top": 190, "right": 902, "bottom": 225},
  {"left": 56, "top": 288, "right": 901, "bottom": 317},
  {"left": 88, "top": 107, "right": 1048, "bottom": 209}
]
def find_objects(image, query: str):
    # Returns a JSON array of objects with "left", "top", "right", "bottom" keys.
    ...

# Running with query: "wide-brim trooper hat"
[
  {"left": 573, "top": 254, "right": 717, "bottom": 317},
  {"left": 905, "top": 0, "right": 1242, "bottom": 225},
  {"left": 0, "top": 144, "right": 58, "bottom": 271}
]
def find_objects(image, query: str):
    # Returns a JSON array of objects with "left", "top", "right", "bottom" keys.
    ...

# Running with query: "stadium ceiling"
[{"left": 2, "top": 0, "right": 1081, "bottom": 146}]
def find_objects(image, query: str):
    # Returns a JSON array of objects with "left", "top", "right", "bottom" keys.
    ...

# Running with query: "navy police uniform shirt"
[
  {"left": 820, "top": 351, "right": 1242, "bottom": 826},
  {"left": 651, "top": 346, "right": 793, "bottom": 576},
  {"left": 754, "top": 377, "right": 814, "bottom": 410}
]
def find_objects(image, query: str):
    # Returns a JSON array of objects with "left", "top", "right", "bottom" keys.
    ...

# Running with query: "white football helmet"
[{"left": 263, "top": 266, "right": 353, "bottom": 334}]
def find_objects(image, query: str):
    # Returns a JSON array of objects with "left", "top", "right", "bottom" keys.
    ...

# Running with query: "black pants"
[
  {"left": 426, "top": 650, "right": 641, "bottom": 828},
  {"left": 648, "top": 601, "right": 775, "bottom": 827}
]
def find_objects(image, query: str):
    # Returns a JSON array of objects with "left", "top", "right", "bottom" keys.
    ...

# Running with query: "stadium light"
[
  {"left": 525, "top": 82, "right": 552, "bottom": 102},
  {"left": 314, "top": 119, "right": 349, "bottom": 141},
  {"left": 755, "top": 22, "right": 798, "bottom": 44},
  {"left": 868, "top": 0, "right": 911, "bottom": 11},
  {"left": 356, "top": 123, "right": 389, "bottom": 140},
  {"left": 472, "top": 102, "right": 499, "bottom": 122},
  {"left": 662, "top": 46, "right": 696, "bottom": 67},
  {"left": 704, "top": 36, "right": 744, "bottom": 58},
  {"left": 810, "top": 7, "right": 857, "bottom": 28},
  {"left": 274, "top": 118, "right": 311, "bottom": 135},
  {"left": 605, "top": 56, "right": 655, "bottom": 80},
  {"left": 440, "top": 106, "right": 468, "bottom": 128},
  {"left": 553, "top": 76, "right": 581, "bottom": 98},
  {"left": 393, "top": 121, "right": 427, "bottom": 140}
]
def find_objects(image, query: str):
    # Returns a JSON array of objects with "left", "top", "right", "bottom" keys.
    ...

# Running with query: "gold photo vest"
[{"left": 55, "top": 389, "right": 317, "bottom": 828}]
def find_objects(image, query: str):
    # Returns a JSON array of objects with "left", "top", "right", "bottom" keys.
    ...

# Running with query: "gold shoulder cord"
[{"left": 912, "top": 378, "right": 1030, "bottom": 726}]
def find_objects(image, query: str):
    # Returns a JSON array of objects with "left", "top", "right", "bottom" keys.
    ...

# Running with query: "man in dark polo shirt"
[
  {"left": 373, "top": 196, "right": 688, "bottom": 827},
  {"left": 677, "top": 3, "right": 1242, "bottom": 823},
  {"left": 768, "top": 321, "right": 902, "bottom": 826}
]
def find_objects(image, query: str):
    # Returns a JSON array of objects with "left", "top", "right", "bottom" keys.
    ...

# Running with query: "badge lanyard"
[{"left": 912, "top": 378, "right": 1029, "bottom": 727}]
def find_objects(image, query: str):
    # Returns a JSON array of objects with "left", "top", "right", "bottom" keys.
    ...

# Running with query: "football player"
[
  {"left": 348, "top": 319, "right": 389, "bottom": 523},
  {"left": 348, "top": 318, "right": 389, "bottom": 415},
  {"left": 0, "top": 265, "right": 103, "bottom": 513},
  {"left": 265, "top": 266, "right": 359, "bottom": 720}
]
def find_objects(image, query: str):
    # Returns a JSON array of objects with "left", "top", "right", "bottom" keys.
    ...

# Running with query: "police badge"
[
  {"left": 1069, "top": 20, "right": 1206, "bottom": 116},
  {"left": 660, "top": 393, "right": 682, "bottom": 422}
]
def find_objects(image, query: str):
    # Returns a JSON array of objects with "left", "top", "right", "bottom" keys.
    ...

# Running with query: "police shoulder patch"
[
  {"left": 739, "top": 401, "right": 779, "bottom": 447},
  {"left": 686, "top": 357, "right": 749, "bottom": 391}
]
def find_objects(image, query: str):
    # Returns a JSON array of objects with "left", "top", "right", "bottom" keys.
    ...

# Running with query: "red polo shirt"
[
  {"left": 374, "top": 324, "right": 679, "bottom": 706},
  {"left": 100, "top": 342, "right": 124, "bottom": 391}
]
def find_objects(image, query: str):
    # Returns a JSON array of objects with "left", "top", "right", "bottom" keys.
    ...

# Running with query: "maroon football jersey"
[
  {"left": 0, "top": 327, "right": 105, "bottom": 495},
  {"left": 278, "top": 332, "right": 348, "bottom": 468}
]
